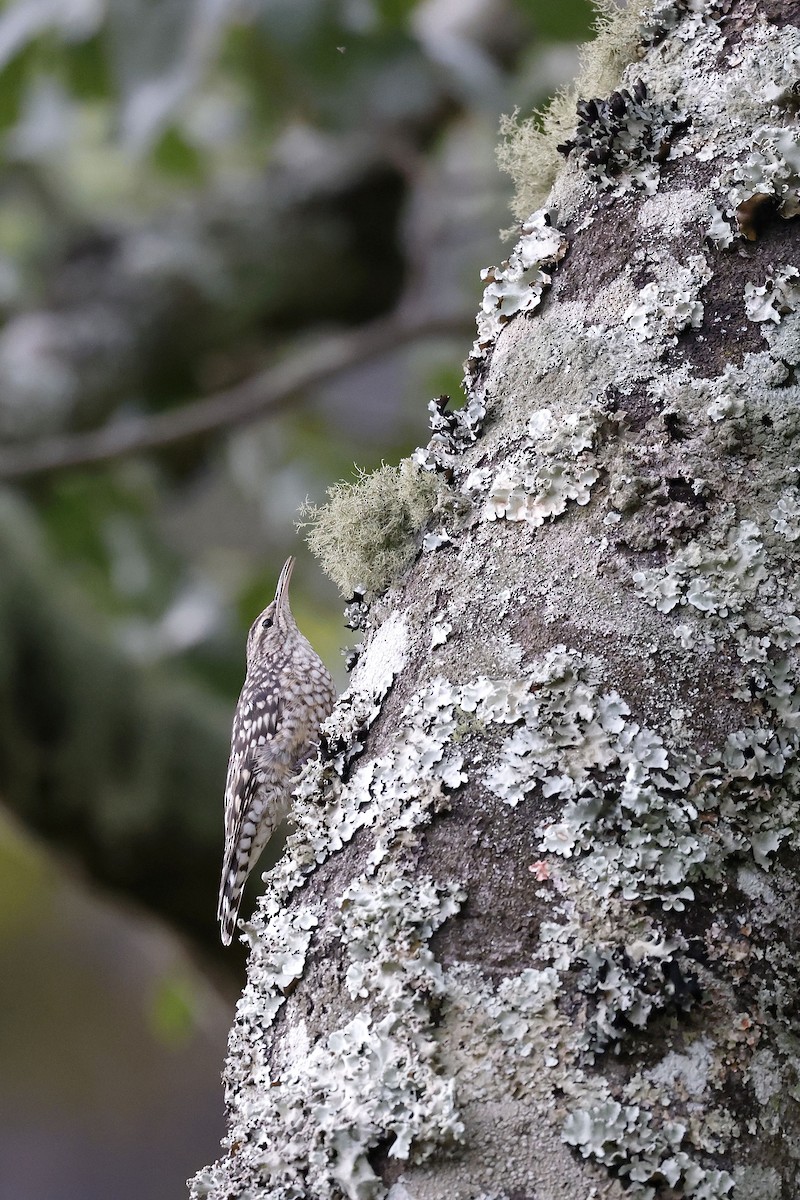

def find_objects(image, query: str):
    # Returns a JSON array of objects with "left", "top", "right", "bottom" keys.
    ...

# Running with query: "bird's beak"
[{"left": 274, "top": 556, "right": 296, "bottom": 609}]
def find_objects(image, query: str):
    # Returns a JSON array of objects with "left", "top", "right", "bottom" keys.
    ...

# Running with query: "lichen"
[
  {"left": 474, "top": 210, "right": 568, "bottom": 346},
  {"left": 556, "top": 79, "right": 684, "bottom": 197},
  {"left": 632, "top": 521, "right": 766, "bottom": 618},
  {"left": 706, "top": 205, "right": 735, "bottom": 248},
  {"left": 744, "top": 265, "right": 800, "bottom": 324},
  {"left": 469, "top": 404, "right": 606, "bottom": 528},
  {"left": 577, "top": 936, "right": 697, "bottom": 1057},
  {"left": 562, "top": 1099, "right": 734, "bottom": 1199},
  {"left": 471, "top": 646, "right": 796, "bottom": 907},
  {"left": 497, "top": 0, "right": 650, "bottom": 218},
  {"left": 623, "top": 279, "right": 704, "bottom": 342},
  {"left": 236, "top": 901, "right": 319, "bottom": 1030},
  {"left": 484, "top": 461, "right": 600, "bottom": 526},
  {"left": 730, "top": 126, "right": 800, "bottom": 221},
  {"left": 302, "top": 462, "right": 441, "bottom": 597},
  {"left": 412, "top": 392, "right": 487, "bottom": 477},
  {"left": 771, "top": 482, "right": 800, "bottom": 541},
  {"left": 198, "top": 872, "right": 466, "bottom": 1200},
  {"left": 413, "top": 208, "right": 568, "bottom": 478}
]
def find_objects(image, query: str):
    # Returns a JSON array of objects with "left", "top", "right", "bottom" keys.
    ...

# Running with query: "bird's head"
[{"left": 246, "top": 556, "right": 300, "bottom": 666}]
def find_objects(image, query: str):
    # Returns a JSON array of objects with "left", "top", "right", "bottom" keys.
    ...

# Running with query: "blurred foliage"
[
  {"left": 0, "top": 801, "right": 50, "bottom": 936},
  {"left": 149, "top": 970, "right": 200, "bottom": 1047},
  {"left": 0, "top": 0, "right": 598, "bottom": 951},
  {"left": 0, "top": 492, "right": 230, "bottom": 947},
  {"left": 0, "top": 807, "right": 231, "bottom": 1200}
]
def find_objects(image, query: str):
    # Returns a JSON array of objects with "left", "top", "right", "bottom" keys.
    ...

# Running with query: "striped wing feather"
[{"left": 218, "top": 681, "right": 282, "bottom": 905}]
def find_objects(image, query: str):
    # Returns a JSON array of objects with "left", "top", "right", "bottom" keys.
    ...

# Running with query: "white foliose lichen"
[
  {"left": 771, "top": 482, "right": 800, "bottom": 541},
  {"left": 632, "top": 521, "right": 766, "bottom": 618},
  {"left": 623, "top": 279, "right": 704, "bottom": 342},
  {"left": 730, "top": 125, "right": 800, "bottom": 219},
  {"left": 196, "top": 873, "right": 466, "bottom": 1200},
  {"left": 562, "top": 1098, "right": 734, "bottom": 1200},
  {"left": 412, "top": 391, "right": 486, "bottom": 475},
  {"left": 484, "top": 461, "right": 599, "bottom": 526},
  {"left": 281, "top": 639, "right": 798, "bottom": 931},
  {"left": 430, "top": 618, "right": 452, "bottom": 647},
  {"left": 628, "top": 492, "right": 800, "bottom": 679},
  {"left": 705, "top": 385, "right": 744, "bottom": 423},
  {"left": 474, "top": 405, "right": 604, "bottom": 528},
  {"left": 421, "top": 527, "right": 452, "bottom": 552},
  {"left": 294, "top": 669, "right": 469, "bottom": 876},
  {"left": 476, "top": 208, "right": 568, "bottom": 346},
  {"left": 315, "top": 611, "right": 409, "bottom": 781},
  {"left": 639, "top": 0, "right": 718, "bottom": 47},
  {"left": 199, "top": 624, "right": 793, "bottom": 1194},
  {"left": 744, "top": 265, "right": 800, "bottom": 324},
  {"left": 237, "top": 901, "right": 320, "bottom": 1028},
  {"left": 705, "top": 204, "right": 734, "bottom": 248}
]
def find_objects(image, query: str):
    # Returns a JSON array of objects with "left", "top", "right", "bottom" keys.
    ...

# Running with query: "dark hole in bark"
[
  {"left": 663, "top": 412, "right": 687, "bottom": 441},
  {"left": 666, "top": 476, "right": 704, "bottom": 505},
  {"left": 368, "top": 1133, "right": 403, "bottom": 1186}
]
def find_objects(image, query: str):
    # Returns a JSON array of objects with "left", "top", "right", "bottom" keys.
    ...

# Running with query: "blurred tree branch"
[
  {"left": 0, "top": 311, "right": 473, "bottom": 480},
  {"left": 0, "top": 150, "right": 413, "bottom": 443}
]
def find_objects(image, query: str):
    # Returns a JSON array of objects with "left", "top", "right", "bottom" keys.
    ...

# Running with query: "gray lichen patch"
[
  {"left": 639, "top": 188, "right": 711, "bottom": 240},
  {"left": 195, "top": 872, "right": 466, "bottom": 1200},
  {"left": 562, "top": 1099, "right": 734, "bottom": 1199},
  {"left": 387, "top": 1100, "right": 630, "bottom": 1200},
  {"left": 744, "top": 263, "right": 800, "bottom": 323}
]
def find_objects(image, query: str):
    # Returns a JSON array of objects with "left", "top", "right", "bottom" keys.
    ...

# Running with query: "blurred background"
[{"left": 0, "top": 0, "right": 598, "bottom": 1196}]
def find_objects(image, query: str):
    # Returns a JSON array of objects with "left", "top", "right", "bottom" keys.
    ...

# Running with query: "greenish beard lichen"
[
  {"left": 301, "top": 462, "right": 442, "bottom": 598},
  {"left": 496, "top": 0, "right": 650, "bottom": 220}
]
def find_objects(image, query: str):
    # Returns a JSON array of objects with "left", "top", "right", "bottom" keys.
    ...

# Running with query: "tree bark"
[{"left": 192, "top": 3, "right": 800, "bottom": 1197}]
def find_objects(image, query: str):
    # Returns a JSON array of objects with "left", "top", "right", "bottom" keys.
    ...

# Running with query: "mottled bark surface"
[{"left": 192, "top": 4, "right": 800, "bottom": 1198}]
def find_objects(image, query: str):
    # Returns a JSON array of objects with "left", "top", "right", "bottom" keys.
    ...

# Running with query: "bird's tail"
[{"left": 217, "top": 858, "right": 247, "bottom": 946}]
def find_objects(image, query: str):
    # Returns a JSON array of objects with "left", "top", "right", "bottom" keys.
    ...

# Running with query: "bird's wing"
[{"left": 221, "top": 679, "right": 282, "bottom": 865}]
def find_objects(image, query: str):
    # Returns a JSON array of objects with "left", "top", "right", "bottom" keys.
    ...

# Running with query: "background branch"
[{"left": 0, "top": 311, "right": 473, "bottom": 480}]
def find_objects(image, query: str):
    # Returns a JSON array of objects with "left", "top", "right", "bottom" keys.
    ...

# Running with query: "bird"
[{"left": 218, "top": 555, "right": 336, "bottom": 945}]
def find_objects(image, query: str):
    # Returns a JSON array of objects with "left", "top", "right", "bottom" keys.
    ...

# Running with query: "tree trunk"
[{"left": 191, "top": 4, "right": 800, "bottom": 1197}]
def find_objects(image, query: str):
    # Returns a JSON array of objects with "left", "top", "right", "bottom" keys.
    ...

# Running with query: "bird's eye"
[{"left": 262, "top": 616, "right": 273, "bottom": 630}]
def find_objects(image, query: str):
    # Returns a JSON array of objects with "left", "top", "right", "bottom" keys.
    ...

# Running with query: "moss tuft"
[
  {"left": 497, "top": 0, "right": 645, "bottom": 220},
  {"left": 301, "top": 461, "right": 440, "bottom": 597}
]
